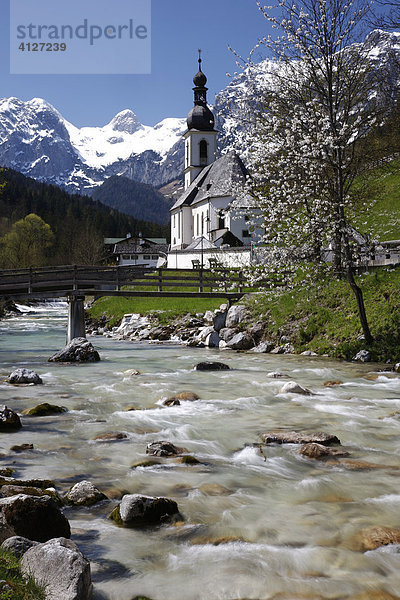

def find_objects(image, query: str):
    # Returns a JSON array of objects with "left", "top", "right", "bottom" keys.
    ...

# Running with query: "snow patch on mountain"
[{"left": 65, "top": 113, "right": 186, "bottom": 169}]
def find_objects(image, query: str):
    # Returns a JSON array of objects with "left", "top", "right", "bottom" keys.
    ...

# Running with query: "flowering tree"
[
  {"left": 371, "top": 0, "right": 400, "bottom": 30},
  {"left": 235, "top": 0, "right": 395, "bottom": 344}
]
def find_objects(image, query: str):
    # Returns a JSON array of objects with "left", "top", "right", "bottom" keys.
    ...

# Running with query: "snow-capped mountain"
[
  {"left": 0, "top": 30, "right": 399, "bottom": 195},
  {"left": 214, "top": 29, "right": 400, "bottom": 156},
  {"left": 0, "top": 97, "right": 186, "bottom": 194}
]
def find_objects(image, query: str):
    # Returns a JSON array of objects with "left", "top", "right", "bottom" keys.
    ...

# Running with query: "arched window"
[{"left": 199, "top": 140, "right": 208, "bottom": 165}]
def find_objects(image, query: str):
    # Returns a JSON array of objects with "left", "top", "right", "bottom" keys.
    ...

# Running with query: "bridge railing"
[{"left": 0, "top": 265, "right": 262, "bottom": 299}]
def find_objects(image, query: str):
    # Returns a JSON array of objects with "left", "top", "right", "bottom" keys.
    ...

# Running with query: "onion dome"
[
  {"left": 187, "top": 104, "right": 215, "bottom": 131},
  {"left": 193, "top": 68, "right": 207, "bottom": 87}
]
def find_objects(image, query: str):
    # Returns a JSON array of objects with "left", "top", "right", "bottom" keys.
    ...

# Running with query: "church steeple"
[
  {"left": 186, "top": 50, "right": 215, "bottom": 132},
  {"left": 184, "top": 52, "right": 217, "bottom": 190}
]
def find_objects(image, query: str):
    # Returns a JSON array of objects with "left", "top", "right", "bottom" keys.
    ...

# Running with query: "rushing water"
[{"left": 1, "top": 304, "right": 400, "bottom": 600}]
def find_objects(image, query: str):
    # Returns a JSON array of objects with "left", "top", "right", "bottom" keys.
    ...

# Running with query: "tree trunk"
[{"left": 346, "top": 266, "right": 373, "bottom": 345}]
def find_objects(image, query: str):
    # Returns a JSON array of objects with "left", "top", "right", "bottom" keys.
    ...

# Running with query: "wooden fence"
[{"left": 0, "top": 265, "right": 253, "bottom": 300}]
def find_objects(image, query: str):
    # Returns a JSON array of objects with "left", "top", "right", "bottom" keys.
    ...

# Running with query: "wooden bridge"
[
  {"left": 0, "top": 265, "right": 249, "bottom": 342},
  {"left": 0, "top": 265, "right": 248, "bottom": 299}
]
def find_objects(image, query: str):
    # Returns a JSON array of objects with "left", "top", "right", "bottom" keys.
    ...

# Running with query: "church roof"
[
  {"left": 185, "top": 236, "right": 217, "bottom": 250},
  {"left": 171, "top": 151, "right": 248, "bottom": 211}
]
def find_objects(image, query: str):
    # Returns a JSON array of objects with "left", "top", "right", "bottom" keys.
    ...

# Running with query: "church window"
[{"left": 199, "top": 140, "right": 208, "bottom": 165}]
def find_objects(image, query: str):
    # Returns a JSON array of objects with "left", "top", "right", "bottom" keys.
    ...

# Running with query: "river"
[{"left": 1, "top": 304, "right": 400, "bottom": 600}]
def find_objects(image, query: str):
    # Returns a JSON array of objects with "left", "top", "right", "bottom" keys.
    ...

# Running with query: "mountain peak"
[{"left": 109, "top": 109, "right": 142, "bottom": 134}]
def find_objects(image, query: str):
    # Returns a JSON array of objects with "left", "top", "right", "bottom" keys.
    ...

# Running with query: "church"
[{"left": 167, "top": 54, "right": 260, "bottom": 269}]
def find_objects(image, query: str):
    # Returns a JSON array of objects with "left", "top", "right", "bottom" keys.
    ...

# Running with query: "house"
[
  {"left": 105, "top": 234, "right": 168, "bottom": 267},
  {"left": 168, "top": 53, "right": 262, "bottom": 268}
]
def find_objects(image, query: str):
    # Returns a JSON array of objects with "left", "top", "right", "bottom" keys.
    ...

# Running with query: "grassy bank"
[
  {"left": 243, "top": 267, "right": 400, "bottom": 362},
  {"left": 0, "top": 548, "right": 45, "bottom": 600},
  {"left": 88, "top": 268, "right": 400, "bottom": 362},
  {"left": 352, "top": 158, "right": 400, "bottom": 240},
  {"left": 88, "top": 295, "right": 226, "bottom": 327}
]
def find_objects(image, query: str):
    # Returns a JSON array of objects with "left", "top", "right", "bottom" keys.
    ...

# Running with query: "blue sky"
[{"left": 1, "top": 0, "right": 271, "bottom": 127}]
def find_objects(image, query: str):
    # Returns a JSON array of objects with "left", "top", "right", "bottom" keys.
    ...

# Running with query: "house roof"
[
  {"left": 146, "top": 238, "right": 167, "bottom": 244},
  {"left": 104, "top": 237, "right": 125, "bottom": 245},
  {"left": 114, "top": 237, "right": 167, "bottom": 247},
  {"left": 171, "top": 151, "right": 248, "bottom": 211}
]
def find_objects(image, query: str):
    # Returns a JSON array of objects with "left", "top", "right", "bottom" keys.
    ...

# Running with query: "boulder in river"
[
  {"left": 164, "top": 391, "right": 200, "bottom": 406},
  {"left": 324, "top": 380, "right": 343, "bottom": 387},
  {"left": 110, "top": 494, "right": 181, "bottom": 527},
  {"left": 261, "top": 431, "right": 341, "bottom": 446},
  {"left": 0, "top": 406, "right": 22, "bottom": 431},
  {"left": 163, "top": 397, "right": 181, "bottom": 406},
  {"left": 10, "top": 443, "right": 34, "bottom": 452},
  {"left": 8, "top": 368, "right": 42, "bottom": 385},
  {"left": 0, "top": 476, "right": 55, "bottom": 489},
  {"left": 146, "top": 441, "right": 188, "bottom": 457},
  {"left": 93, "top": 432, "right": 128, "bottom": 442},
  {"left": 0, "top": 494, "right": 71, "bottom": 543},
  {"left": 279, "top": 381, "right": 311, "bottom": 395},
  {"left": 352, "top": 525, "right": 400, "bottom": 552},
  {"left": 123, "top": 369, "right": 141, "bottom": 377},
  {"left": 176, "top": 455, "right": 200, "bottom": 465},
  {"left": 131, "top": 459, "right": 161, "bottom": 469},
  {"left": 195, "top": 362, "right": 230, "bottom": 371},
  {"left": 1, "top": 535, "right": 38, "bottom": 557},
  {"left": 21, "top": 403, "right": 67, "bottom": 417},
  {"left": 299, "top": 443, "right": 350, "bottom": 459},
  {"left": 20, "top": 537, "right": 92, "bottom": 600},
  {"left": 65, "top": 480, "right": 108, "bottom": 507},
  {"left": 199, "top": 483, "right": 232, "bottom": 496},
  {"left": 0, "top": 485, "right": 62, "bottom": 505},
  {"left": 48, "top": 337, "right": 100, "bottom": 363}
]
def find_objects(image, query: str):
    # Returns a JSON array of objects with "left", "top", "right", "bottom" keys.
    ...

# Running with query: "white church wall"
[
  {"left": 166, "top": 247, "right": 252, "bottom": 269},
  {"left": 184, "top": 130, "right": 217, "bottom": 189}
]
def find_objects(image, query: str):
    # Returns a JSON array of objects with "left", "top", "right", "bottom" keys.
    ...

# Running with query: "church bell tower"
[{"left": 184, "top": 50, "right": 217, "bottom": 190}]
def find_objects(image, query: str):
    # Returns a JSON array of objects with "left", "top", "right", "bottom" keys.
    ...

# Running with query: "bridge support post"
[{"left": 67, "top": 295, "right": 86, "bottom": 344}]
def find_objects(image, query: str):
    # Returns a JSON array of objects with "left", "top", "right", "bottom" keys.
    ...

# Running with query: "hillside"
[
  {"left": 352, "top": 159, "right": 400, "bottom": 241},
  {"left": 0, "top": 167, "right": 168, "bottom": 265},
  {"left": 92, "top": 176, "right": 172, "bottom": 225}
]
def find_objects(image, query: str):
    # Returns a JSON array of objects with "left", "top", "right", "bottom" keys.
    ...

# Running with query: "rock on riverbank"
[{"left": 88, "top": 303, "right": 274, "bottom": 353}]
